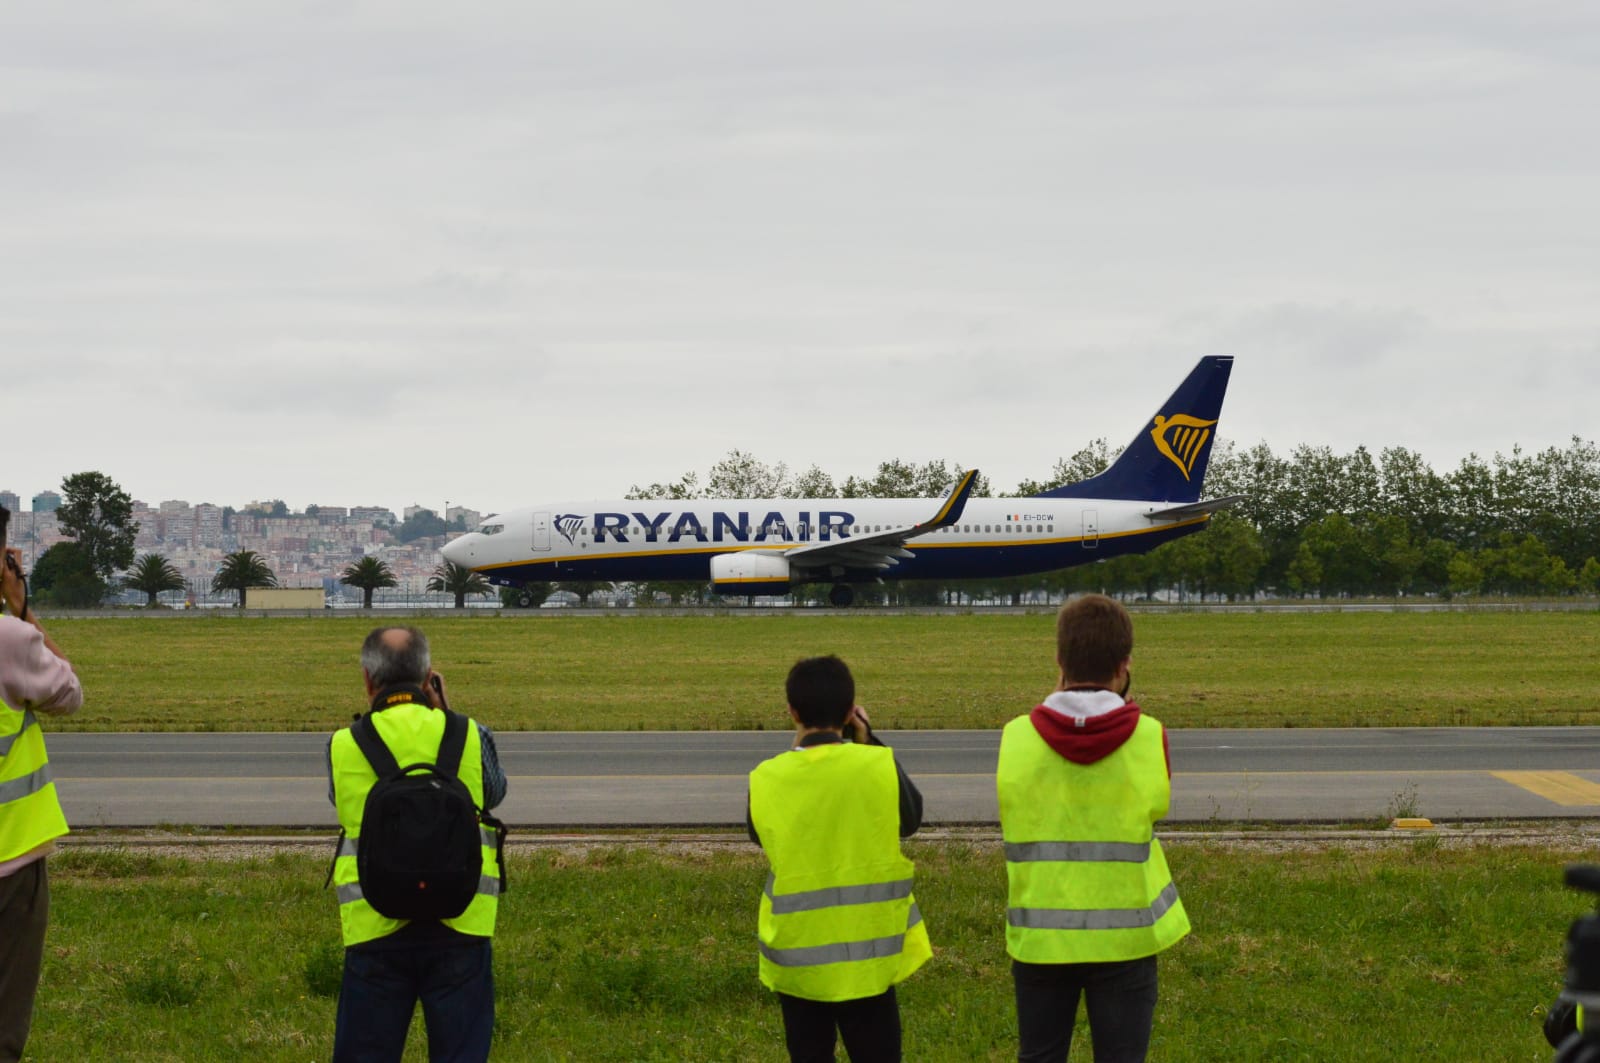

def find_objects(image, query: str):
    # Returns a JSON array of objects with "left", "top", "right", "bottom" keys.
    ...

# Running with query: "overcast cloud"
[{"left": 4, "top": 2, "right": 1598, "bottom": 515}]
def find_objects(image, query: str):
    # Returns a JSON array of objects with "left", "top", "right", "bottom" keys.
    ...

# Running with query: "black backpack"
[{"left": 341, "top": 709, "right": 506, "bottom": 922}]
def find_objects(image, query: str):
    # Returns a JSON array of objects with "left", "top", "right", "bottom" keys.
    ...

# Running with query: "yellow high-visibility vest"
[
  {"left": 0, "top": 702, "right": 69, "bottom": 862},
  {"left": 997, "top": 712, "right": 1189, "bottom": 963},
  {"left": 330, "top": 702, "right": 500, "bottom": 947},
  {"left": 750, "top": 742, "right": 931, "bottom": 1001}
]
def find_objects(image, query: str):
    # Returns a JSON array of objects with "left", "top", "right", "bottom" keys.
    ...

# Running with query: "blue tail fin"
[{"left": 1035, "top": 356, "right": 1233, "bottom": 504}]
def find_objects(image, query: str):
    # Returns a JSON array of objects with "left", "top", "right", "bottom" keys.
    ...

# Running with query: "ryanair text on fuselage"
[{"left": 553, "top": 509, "right": 1061, "bottom": 546}]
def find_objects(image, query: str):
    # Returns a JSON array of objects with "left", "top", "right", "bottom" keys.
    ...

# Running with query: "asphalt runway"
[{"left": 42, "top": 726, "right": 1600, "bottom": 828}]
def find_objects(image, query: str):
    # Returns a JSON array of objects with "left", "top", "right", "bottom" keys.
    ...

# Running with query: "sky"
[{"left": 5, "top": 2, "right": 1599, "bottom": 517}]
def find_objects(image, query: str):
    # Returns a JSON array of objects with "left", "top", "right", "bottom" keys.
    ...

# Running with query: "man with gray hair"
[{"left": 326, "top": 625, "right": 508, "bottom": 1062}]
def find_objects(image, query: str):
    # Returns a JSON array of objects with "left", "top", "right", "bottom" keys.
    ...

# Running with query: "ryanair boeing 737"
[{"left": 442, "top": 356, "right": 1237, "bottom": 606}]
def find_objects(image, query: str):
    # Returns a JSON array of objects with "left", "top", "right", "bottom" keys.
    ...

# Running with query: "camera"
[
  {"left": 428, "top": 673, "right": 450, "bottom": 712},
  {"left": 0, "top": 504, "right": 27, "bottom": 618},
  {"left": 0, "top": 505, "right": 16, "bottom": 569},
  {"left": 0, "top": 505, "right": 15, "bottom": 575},
  {"left": 1551, "top": 865, "right": 1600, "bottom": 1061}
]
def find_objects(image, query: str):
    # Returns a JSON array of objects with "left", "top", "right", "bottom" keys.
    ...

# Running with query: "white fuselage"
[{"left": 441, "top": 496, "right": 1208, "bottom": 588}]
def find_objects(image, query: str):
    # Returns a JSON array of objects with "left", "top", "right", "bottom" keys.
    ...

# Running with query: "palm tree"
[
  {"left": 341, "top": 555, "right": 398, "bottom": 609},
  {"left": 500, "top": 582, "right": 553, "bottom": 609},
  {"left": 212, "top": 550, "right": 277, "bottom": 607},
  {"left": 558, "top": 580, "right": 611, "bottom": 606},
  {"left": 427, "top": 561, "right": 492, "bottom": 609},
  {"left": 124, "top": 553, "right": 185, "bottom": 607}
]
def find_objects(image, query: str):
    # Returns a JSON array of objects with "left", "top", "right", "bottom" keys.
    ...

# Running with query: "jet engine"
[{"left": 709, "top": 552, "right": 793, "bottom": 596}]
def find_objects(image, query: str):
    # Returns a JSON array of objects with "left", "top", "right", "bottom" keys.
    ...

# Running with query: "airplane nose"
[{"left": 441, "top": 534, "right": 477, "bottom": 567}]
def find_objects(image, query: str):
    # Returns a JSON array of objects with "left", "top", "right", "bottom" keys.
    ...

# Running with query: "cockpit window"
[{"left": 478, "top": 523, "right": 505, "bottom": 536}]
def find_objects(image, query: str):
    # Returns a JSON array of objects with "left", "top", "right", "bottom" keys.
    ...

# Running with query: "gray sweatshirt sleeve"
[{"left": 478, "top": 723, "right": 507, "bottom": 811}]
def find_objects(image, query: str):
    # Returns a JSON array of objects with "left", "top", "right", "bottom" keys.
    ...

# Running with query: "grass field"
[
  {"left": 28, "top": 838, "right": 1587, "bottom": 1061},
  {"left": 41, "top": 610, "right": 1600, "bottom": 732}
]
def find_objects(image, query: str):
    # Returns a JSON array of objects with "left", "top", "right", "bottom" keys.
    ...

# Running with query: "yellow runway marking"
[{"left": 1491, "top": 771, "right": 1600, "bottom": 806}]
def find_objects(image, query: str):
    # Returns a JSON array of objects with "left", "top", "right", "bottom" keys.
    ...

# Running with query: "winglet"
[{"left": 924, "top": 468, "right": 979, "bottom": 528}]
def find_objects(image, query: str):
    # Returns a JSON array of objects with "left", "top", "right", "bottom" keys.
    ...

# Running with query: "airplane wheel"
[
  {"left": 829, "top": 584, "right": 854, "bottom": 608},
  {"left": 515, "top": 590, "right": 534, "bottom": 608}
]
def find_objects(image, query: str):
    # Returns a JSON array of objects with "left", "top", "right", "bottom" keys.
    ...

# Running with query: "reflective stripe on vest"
[
  {"left": 759, "top": 903, "right": 925, "bottom": 967},
  {"left": 0, "top": 764, "right": 53, "bottom": 805},
  {"left": 1005, "top": 841, "right": 1150, "bottom": 863},
  {"left": 336, "top": 827, "right": 499, "bottom": 862},
  {"left": 0, "top": 710, "right": 37, "bottom": 758},
  {"left": 338, "top": 875, "right": 501, "bottom": 906},
  {"left": 0, "top": 703, "right": 70, "bottom": 862},
  {"left": 749, "top": 742, "right": 932, "bottom": 1002},
  {"left": 335, "top": 826, "right": 503, "bottom": 907},
  {"left": 997, "top": 712, "right": 1190, "bottom": 964},
  {"left": 330, "top": 705, "right": 500, "bottom": 946},
  {"left": 763, "top": 872, "right": 915, "bottom": 915},
  {"left": 1008, "top": 880, "right": 1181, "bottom": 931}
]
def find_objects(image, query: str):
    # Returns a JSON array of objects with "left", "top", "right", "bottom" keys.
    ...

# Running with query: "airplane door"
[
  {"left": 532, "top": 511, "right": 551, "bottom": 552},
  {"left": 1082, "top": 509, "right": 1099, "bottom": 549}
]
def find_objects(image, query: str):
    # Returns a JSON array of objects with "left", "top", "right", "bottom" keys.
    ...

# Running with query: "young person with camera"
[
  {"left": 997, "top": 594, "right": 1189, "bottom": 1063},
  {"left": 0, "top": 509, "right": 84, "bottom": 1063},
  {"left": 747, "top": 654, "right": 930, "bottom": 1063}
]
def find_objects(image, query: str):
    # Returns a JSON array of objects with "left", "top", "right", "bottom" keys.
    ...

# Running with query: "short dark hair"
[
  {"left": 786, "top": 655, "right": 855, "bottom": 729},
  {"left": 361, "top": 625, "right": 431, "bottom": 687},
  {"left": 1056, "top": 594, "right": 1133, "bottom": 684}
]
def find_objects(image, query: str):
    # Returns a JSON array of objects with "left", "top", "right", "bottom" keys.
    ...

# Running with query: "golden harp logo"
[{"left": 1150, "top": 414, "right": 1218, "bottom": 481}]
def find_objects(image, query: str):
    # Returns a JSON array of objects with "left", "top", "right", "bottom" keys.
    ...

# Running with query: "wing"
[{"left": 779, "top": 469, "right": 980, "bottom": 578}]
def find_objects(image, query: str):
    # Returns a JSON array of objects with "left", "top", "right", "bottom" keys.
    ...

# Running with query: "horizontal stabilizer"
[{"left": 1143, "top": 495, "right": 1243, "bottom": 521}]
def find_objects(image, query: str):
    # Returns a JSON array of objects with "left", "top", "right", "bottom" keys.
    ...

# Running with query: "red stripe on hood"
[{"left": 1030, "top": 701, "right": 1157, "bottom": 768}]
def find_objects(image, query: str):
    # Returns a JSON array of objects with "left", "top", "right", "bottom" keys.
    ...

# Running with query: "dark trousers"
[
  {"left": 333, "top": 936, "right": 494, "bottom": 1063},
  {"left": 1012, "top": 956, "right": 1158, "bottom": 1063},
  {"left": 777, "top": 987, "right": 901, "bottom": 1063},
  {"left": 0, "top": 860, "right": 49, "bottom": 1063}
]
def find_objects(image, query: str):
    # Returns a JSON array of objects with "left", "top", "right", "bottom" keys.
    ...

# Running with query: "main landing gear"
[{"left": 828, "top": 584, "right": 855, "bottom": 608}]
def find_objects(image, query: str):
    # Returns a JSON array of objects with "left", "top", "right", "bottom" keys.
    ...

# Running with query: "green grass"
[
  {"left": 30, "top": 840, "right": 1581, "bottom": 1061},
  {"left": 42, "top": 610, "right": 1600, "bottom": 731}
]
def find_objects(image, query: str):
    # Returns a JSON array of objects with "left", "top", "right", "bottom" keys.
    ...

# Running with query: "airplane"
[{"left": 441, "top": 356, "right": 1237, "bottom": 607}]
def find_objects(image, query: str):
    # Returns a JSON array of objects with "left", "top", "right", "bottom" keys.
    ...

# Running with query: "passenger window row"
[{"left": 580, "top": 523, "right": 1056, "bottom": 537}]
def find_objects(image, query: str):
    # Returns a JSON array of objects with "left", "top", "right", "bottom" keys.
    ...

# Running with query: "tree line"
[{"left": 1181, "top": 436, "right": 1600, "bottom": 600}]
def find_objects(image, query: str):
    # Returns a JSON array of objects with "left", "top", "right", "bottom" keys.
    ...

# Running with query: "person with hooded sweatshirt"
[{"left": 996, "top": 594, "right": 1189, "bottom": 1063}]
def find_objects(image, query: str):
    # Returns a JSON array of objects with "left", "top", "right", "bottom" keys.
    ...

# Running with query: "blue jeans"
[
  {"left": 1012, "top": 956, "right": 1159, "bottom": 1063},
  {"left": 333, "top": 936, "right": 494, "bottom": 1063}
]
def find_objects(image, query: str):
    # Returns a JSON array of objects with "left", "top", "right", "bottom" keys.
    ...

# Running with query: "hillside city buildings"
[{"left": 0, "top": 491, "right": 483, "bottom": 605}]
